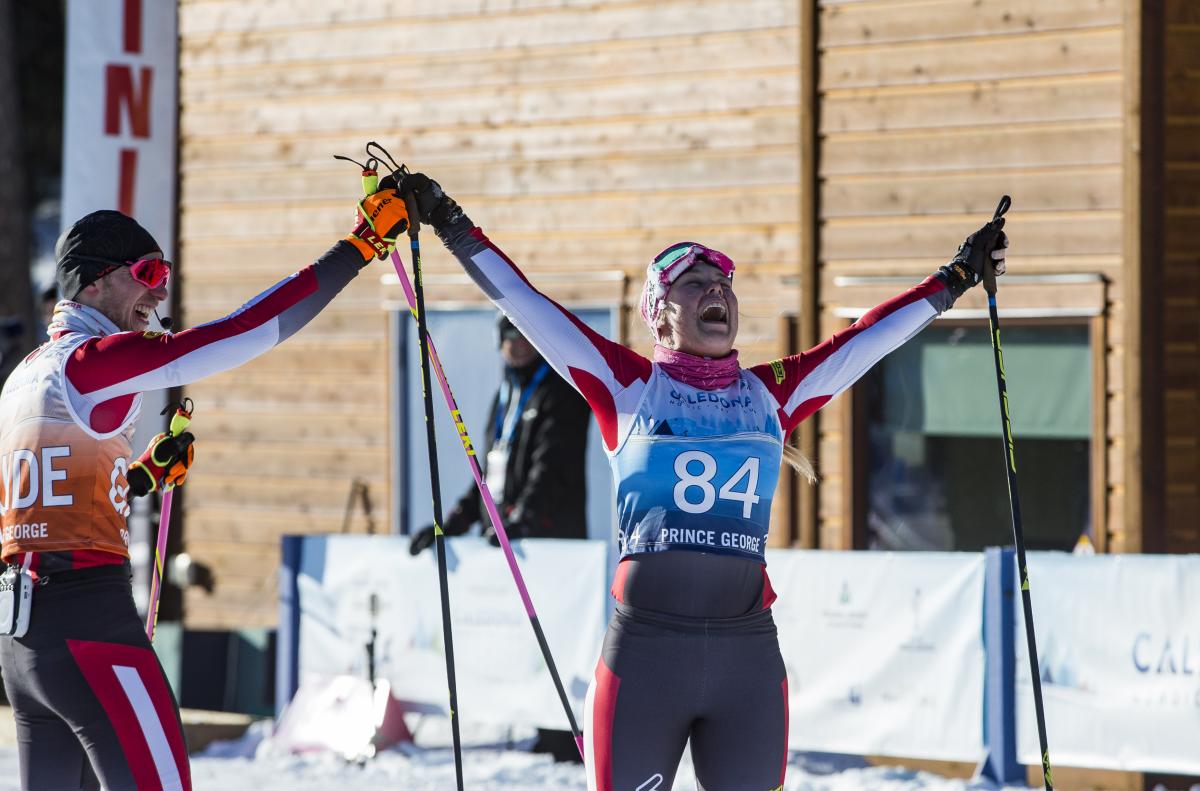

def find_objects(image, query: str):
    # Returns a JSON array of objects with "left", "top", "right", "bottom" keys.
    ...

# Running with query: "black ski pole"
[
  {"left": 360, "top": 140, "right": 586, "bottom": 758},
  {"left": 405, "top": 189, "right": 466, "bottom": 790},
  {"left": 982, "top": 195, "right": 1053, "bottom": 790},
  {"left": 384, "top": 243, "right": 586, "bottom": 758}
]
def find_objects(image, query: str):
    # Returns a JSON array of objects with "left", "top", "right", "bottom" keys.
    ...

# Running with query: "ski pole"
[
  {"left": 402, "top": 180, "right": 466, "bottom": 790},
  {"left": 386, "top": 245, "right": 586, "bottom": 759},
  {"left": 982, "top": 195, "right": 1053, "bottom": 790},
  {"left": 349, "top": 144, "right": 586, "bottom": 761},
  {"left": 359, "top": 140, "right": 585, "bottom": 758},
  {"left": 144, "top": 400, "right": 194, "bottom": 642},
  {"left": 146, "top": 488, "right": 173, "bottom": 642}
]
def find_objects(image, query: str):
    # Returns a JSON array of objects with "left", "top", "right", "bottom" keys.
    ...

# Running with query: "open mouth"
[
  {"left": 699, "top": 303, "right": 728, "bottom": 325},
  {"left": 133, "top": 305, "right": 153, "bottom": 324}
]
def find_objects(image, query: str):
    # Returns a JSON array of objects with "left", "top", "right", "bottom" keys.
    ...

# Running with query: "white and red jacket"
[
  {"left": 437, "top": 222, "right": 957, "bottom": 567},
  {"left": 0, "top": 241, "right": 367, "bottom": 575}
]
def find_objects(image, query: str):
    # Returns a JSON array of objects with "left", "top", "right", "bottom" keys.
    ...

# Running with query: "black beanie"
[
  {"left": 56, "top": 210, "right": 162, "bottom": 299},
  {"left": 497, "top": 314, "right": 522, "bottom": 345}
]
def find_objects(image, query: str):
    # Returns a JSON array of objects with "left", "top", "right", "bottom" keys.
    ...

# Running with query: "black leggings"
[
  {"left": 0, "top": 566, "right": 191, "bottom": 791},
  {"left": 583, "top": 603, "right": 789, "bottom": 791}
]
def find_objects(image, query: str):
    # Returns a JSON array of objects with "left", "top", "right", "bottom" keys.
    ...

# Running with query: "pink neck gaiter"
[{"left": 653, "top": 345, "right": 741, "bottom": 391}]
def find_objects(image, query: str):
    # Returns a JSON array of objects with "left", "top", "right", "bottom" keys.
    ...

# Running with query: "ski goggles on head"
[
  {"left": 77, "top": 254, "right": 172, "bottom": 290},
  {"left": 639, "top": 242, "right": 736, "bottom": 328}
]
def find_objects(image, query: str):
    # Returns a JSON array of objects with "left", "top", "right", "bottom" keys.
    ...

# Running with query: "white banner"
[
  {"left": 1016, "top": 552, "right": 1200, "bottom": 773},
  {"left": 62, "top": 0, "right": 179, "bottom": 612},
  {"left": 769, "top": 550, "right": 986, "bottom": 761},
  {"left": 63, "top": 0, "right": 177, "bottom": 252},
  {"left": 297, "top": 536, "right": 608, "bottom": 730}
]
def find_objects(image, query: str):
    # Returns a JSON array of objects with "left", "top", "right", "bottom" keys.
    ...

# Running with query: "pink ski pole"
[
  {"left": 388, "top": 244, "right": 585, "bottom": 760},
  {"left": 143, "top": 401, "right": 194, "bottom": 642},
  {"left": 145, "top": 487, "right": 173, "bottom": 641}
]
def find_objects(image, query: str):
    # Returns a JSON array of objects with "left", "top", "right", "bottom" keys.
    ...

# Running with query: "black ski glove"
[
  {"left": 408, "top": 525, "right": 437, "bottom": 556},
  {"left": 394, "top": 172, "right": 472, "bottom": 236},
  {"left": 408, "top": 507, "right": 472, "bottom": 556},
  {"left": 128, "top": 431, "right": 195, "bottom": 498},
  {"left": 937, "top": 219, "right": 1008, "bottom": 298}
]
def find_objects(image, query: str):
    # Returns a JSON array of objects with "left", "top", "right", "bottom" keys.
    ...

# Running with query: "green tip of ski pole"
[{"left": 169, "top": 411, "right": 190, "bottom": 436}]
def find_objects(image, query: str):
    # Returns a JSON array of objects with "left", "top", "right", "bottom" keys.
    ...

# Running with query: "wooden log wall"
[
  {"left": 814, "top": 0, "right": 1128, "bottom": 549},
  {"left": 1163, "top": 0, "right": 1200, "bottom": 552},
  {"left": 176, "top": 0, "right": 804, "bottom": 628},
  {"left": 176, "top": 0, "right": 1191, "bottom": 627}
]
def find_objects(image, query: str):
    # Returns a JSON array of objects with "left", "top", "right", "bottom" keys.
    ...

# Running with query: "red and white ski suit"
[{"left": 0, "top": 241, "right": 368, "bottom": 791}]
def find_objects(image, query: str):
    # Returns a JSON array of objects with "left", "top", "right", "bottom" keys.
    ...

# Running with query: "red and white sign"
[
  {"left": 61, "top": 0, "right": 179, "bottom": 612},
  {"left": 62, "top": 0, "right": 177, "bottom": 256}
]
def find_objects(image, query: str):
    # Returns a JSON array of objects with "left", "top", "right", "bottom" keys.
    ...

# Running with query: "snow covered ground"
[
  {"left": 0, "top": 718, "right": 1034, "bottom": 791},
  {"left": 186, "top": 749, "right": 1014, "bottom": 791}
]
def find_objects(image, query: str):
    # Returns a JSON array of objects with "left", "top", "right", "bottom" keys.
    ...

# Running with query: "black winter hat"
[
  {"left": 497, "top": 314, "right": 523, "bottom": 345},
  {"left": 56, "top": 210, "right": 161, "bottom": 299}
]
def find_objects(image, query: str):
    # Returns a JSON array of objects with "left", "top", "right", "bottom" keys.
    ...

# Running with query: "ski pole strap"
[
  {"left": 167, "top": 398, "right": 193, "bottom": 435},
  {"left": 983, "top": 194, "right": 1011, "bottom": 295},
  {"left": 332, "top": 153, "right": 379, "bottom": 196},
  {"left": 992, "top": 194, "right": 1011, "bottom": 223}
]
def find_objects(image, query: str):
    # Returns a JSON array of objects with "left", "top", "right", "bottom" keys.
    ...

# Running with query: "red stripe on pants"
[
  {"left": 590, "top": 656, "right": 621, "bottom": 791},
  {"left": 67, "top": 639, "right": 191, "bottom": 791}
]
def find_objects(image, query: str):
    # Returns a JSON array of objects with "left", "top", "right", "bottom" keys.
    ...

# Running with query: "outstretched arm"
[
  {"left": 749, "top": 217, "right": 1008, "bottom": 434},
  {"left": 66, "top": 242, "right": 363, "bottom": 399},
  {"left": 64, "top": 187, "right": 411, "bottom": 435},
  {"left": 402, "top": 173, "right": 651, "bottom": 451},
  {"left": 748, "top": 275, "right": 953, "bottom": 433}
]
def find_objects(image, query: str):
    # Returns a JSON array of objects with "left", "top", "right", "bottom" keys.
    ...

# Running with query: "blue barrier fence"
[
  {"left": 276, "top": 535, "right": 303, "bottom": 723},
  {"left": 981, "top": 547, "right": 1022, "bottom": 784}
]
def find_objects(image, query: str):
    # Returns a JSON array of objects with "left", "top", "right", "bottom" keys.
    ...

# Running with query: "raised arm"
[
  {"left": 63, "top": 188, "right": 411, "bottom": 434},
  {"left": 749, "top": 218, "right": 1008, "bottom": 434},
  {"left": 401, "top": 174, "right": 651, "bottom": 451},
  {"left": 748, "top": 276, "right": 951, "bottom": 433},
  {"left": 65, "top": 241, "right": 363, "bottom": 398}
]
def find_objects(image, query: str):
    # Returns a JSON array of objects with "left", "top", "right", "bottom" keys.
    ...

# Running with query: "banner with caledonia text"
[
  {"left": 768, "top": 550, "right": 986, "bottom": 761},
  {"left": 1016, "top": 552, "right": 1200, "bottom": 774},
  {"left": 296, "top": 536, "right": 608, "bottom": 730}
]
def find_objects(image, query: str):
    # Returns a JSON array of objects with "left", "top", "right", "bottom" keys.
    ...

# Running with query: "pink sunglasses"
[
  {"left": 89, "top": 256, "right": 172, "bottom": 289},
  {"left": 126, "top": 257, "right": 172, "bottom": 289}
]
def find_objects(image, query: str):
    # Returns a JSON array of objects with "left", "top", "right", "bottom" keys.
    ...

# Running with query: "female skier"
[{"left": 399, "top": 173, "right": 1006, "bottom": 790}]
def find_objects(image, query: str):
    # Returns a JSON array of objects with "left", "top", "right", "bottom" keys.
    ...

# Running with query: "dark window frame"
[{"left": 845, "top": 315, "right": 1107, "bottom": 552}]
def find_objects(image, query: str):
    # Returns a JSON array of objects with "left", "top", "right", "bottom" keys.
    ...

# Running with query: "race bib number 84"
[
  {"left": 673, "top": 451, "right": 761, "bottom": 518},
  {"left": 612, "top": 433, "right": 782, "bottom": 551}
]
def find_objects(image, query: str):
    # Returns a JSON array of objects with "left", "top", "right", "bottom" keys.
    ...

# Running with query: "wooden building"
[{"left": 174, "top": 0, "right": 1196, "bottom": 644}]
